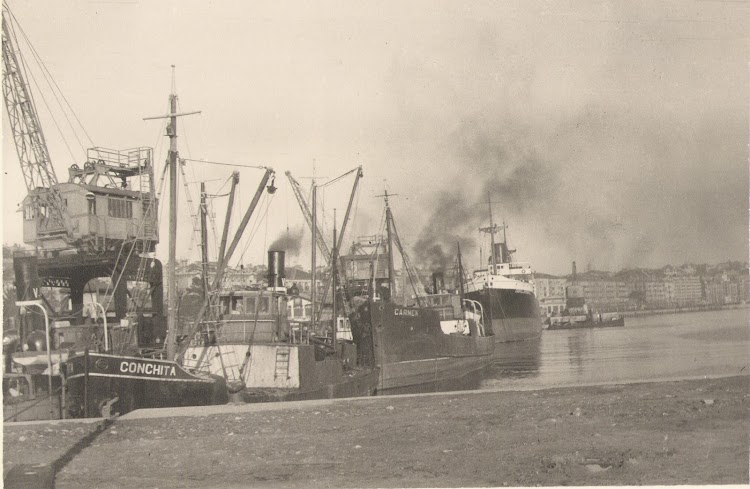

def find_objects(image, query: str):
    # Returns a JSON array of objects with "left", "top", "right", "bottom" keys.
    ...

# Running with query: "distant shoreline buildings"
[
  {"left": 535, "top": 262, "right": 749, "bottom": 315},
  {"left": 3, "top": 245, "right": 748, "bottom": 324}
]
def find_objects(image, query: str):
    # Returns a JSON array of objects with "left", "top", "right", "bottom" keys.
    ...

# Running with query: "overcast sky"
[{"left": 2, "top": 0, "right": 748, "bottom": 276}]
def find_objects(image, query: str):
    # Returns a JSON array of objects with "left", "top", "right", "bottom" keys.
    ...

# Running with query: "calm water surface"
[{"left": 481, "top": 306, "right": 750, "bottom": 391}]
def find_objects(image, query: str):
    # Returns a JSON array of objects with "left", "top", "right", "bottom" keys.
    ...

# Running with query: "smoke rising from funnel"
[
  {"left": 269, "top": 226, "right": 304, "bottom": 255},
  {"left": 411, "top": 106, "right": 747, "bottom": 273}
]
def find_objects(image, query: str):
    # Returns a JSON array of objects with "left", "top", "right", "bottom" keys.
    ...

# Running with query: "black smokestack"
[
  {"left": 267, "top": 250, "right": 285, "bottom": 289},
  {"left": 432, "top": 271, "right": 445, "bottom": 294},
  {"left": 572, "top": 261, "right": 577, "bottom": 281},
  {"left": 13, "top": 254, "right": 39, "bottom": 301}
]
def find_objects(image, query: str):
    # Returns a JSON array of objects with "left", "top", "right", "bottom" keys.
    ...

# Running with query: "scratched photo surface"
[{"left": 2, "top": 1, "right": 748, "bottom": 488}]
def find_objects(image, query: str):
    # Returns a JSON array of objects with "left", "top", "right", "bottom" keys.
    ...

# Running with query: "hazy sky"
[{"left": 2, "top": 0, "right": 748, "bottom": 275}]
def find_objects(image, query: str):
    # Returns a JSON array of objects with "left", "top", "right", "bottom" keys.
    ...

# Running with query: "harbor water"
[{"left": 482, "top": 306, "right": 749, "bottom": 391}]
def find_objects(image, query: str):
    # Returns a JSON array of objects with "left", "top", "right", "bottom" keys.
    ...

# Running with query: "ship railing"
[
  {"left": 289, "top": 322, "right": 311, "bottom": 345},
  {"left": 461, "top": 299, "right": 486, "bottom": 336},
  {"left": 86, "top": 147, "right": 153, "bottom": 169}
]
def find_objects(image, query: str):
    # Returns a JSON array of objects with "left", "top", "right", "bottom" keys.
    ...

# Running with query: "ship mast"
[
  {"left": 311, "top": 182, "right": 317, "bottom": 332},
  {"left": 479, "top": 191, "right": 497, "bottom": 272},
  {"left": 383, "top": 190, "right": 395, "bottom": 300},
  {"left": 199, "top": 182, "right": 209, "bottom": 299},
  {"left": 457, "top": 241, "right": 465, "bottom": 298},
  {"left": 143, "top": 66, "right": 200, "bottom": 359},
  {"left": 166, "top": 82, "right": 179, "bottom": 359},
  {"left": 332, "top": 209, "right": 337, "bottom": 343}
]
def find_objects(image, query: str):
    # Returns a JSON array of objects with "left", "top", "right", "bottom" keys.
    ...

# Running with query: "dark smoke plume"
[
  {"left": 412, "top": 117, "right": 556, "bottom": 272},
  {"left": 412, "top": 107, "right": 747, "bottom": 273},
  {"left": 412, "top": 189, "right": 478, "bottom": 272},
  {"left": 269, "top": 226, "right": 304, "bottom": 255}
]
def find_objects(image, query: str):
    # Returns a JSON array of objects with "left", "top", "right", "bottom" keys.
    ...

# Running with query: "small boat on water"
[
  {"left": 545, "top": 313, "right": 625, "bottom": 330},
  {"left": 544, "top": 285, "right": 625, "bottom": 330},
  {"left": 347, "top": 192, "right": 494, "bottom": 392}
]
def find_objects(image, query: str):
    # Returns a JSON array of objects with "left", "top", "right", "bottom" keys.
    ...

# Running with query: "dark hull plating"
[
  {"left": 65, "top": 352, "right": 227, "bottom": 418},
  {"left": 350, "top": 301, "right": 494, "bottom": 391},
  {"left": 464, "top": 288, "right": 543, "bottom": 343}
]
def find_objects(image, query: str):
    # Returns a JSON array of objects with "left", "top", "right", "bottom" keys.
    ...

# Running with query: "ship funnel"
[
  {"left": 432, "top": 271, "right": 445, "bottom": 294},
  {"left": 493, "top": 242, "right": 511, "bottom": 263},
  {"left": 267, "top": 250, "right": 286, "bottom": 290},
  {"left": 13, "top": 255, "right": 40, "bottom": 301}
]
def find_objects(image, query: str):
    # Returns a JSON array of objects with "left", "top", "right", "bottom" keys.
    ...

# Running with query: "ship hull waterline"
[
  {"left": 351, "top": 301, "right": 495, "bottom": 392},
  {"left": 64, "top": 351, "right": 227, "bottom": 418},
  {"left": 182, "top": 341, "right": 380, "bottom": 404},
  {"left": 464, "top": 287, "right": 543, "bottom": 347}
]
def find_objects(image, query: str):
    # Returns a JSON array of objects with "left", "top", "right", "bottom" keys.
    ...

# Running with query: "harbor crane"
[
  {"left": 3, "top": 5, "right": 161, "bottom": 346},
  {"left": 2, "top": 4, "right": 157, "bottom": 254},
  {"left": 2, "top": 6, "right": 71, "bottom": 247}
]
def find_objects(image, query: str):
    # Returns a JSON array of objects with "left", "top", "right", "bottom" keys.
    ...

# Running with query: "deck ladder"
[{"left": 274, "top": 346, "right": 291, "bottom": 380}]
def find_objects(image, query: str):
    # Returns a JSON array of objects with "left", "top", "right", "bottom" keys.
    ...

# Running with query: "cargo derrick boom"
[{"left": 285, "top": 170, "right": 331, "bottom": 262}]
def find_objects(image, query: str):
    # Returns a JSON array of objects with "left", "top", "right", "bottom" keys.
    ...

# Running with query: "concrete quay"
[{"left": 4, "top": 375, "right": 749, "bottom": 488}]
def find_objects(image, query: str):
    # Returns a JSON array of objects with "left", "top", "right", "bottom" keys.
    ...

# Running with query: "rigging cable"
[
  {"left": 233, "top": 191, "right": 275, "bottom": 276},
  {"left": 7, "top": 7, "right": 95, "bottom": 152}
]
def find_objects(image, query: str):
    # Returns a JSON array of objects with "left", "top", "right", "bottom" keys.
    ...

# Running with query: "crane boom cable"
[
  {"left": 177, "top": 159, "right": 202, "bottom": 258},
  {"left": 205, "top": 191, "right": 220, "bottom": 258},
  {"left": 206, "top": 174, "right": 236, "bottom": 250},
  {"left": 2, "top": 4, "right": 74, "bottom": 242},
  {"left": 181, "top": 158, "right": 268, "bottom": 170},
  {"left": 13, "top": 21, "right": 87, "bottom": 155},
  {"left": 100, "top": 156, "right": 170, "bottom": 313},
  {"left": 231, "top": 192, "right": 274, "bottom": 284},
  {"left": 236, "top": 180, "right": 272, "bottom": 267},
  {"left": 24, "top": 57, "right": 78, "bottom": 163},
  {"left": 2, "top": 7, "right": 58, "bottom": 189},
  {"left": 317, "top": 166, "right": 359, "bottom": 188},
  {"left": 6, "top": 4, "right": 95, "bottom": 149}
]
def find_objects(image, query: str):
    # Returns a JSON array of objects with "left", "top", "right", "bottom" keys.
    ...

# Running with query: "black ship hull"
[
  {"left": 350, "top": 301, "right": 494, "bottom": 392},
  {"left": 464, "top": 287, "right": 543, "bottom": 344},
  {"left": 65, "top": 352, "right": 227, "bottom": 418}
]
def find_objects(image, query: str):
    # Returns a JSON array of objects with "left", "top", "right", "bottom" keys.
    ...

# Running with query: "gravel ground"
[
  {"left": 6, "top": 375, "right": 749, "bottom": 488},
  {"left": 3, "top": 418, "right": 105, "bottom": 479}
]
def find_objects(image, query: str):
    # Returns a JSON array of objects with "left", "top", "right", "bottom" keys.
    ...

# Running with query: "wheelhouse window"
[
  {"left": 230, "top": 296, "right": 244, "bottom": 314},
  {"left": 108, "top": 198, "right": 132, "bottom": 218},
  {"left": 23, "top": 204, "right": 36, "bottom": 220},
  {"left": 258, "top": 297, "right": 270, "bottom": 314}
]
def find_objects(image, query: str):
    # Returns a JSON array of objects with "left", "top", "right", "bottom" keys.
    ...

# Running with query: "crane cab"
[{"left": 21, "top": 147, "right": 158, "bottom": 253}]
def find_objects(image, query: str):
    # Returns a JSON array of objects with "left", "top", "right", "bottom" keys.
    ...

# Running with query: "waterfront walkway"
[{"left": 4, "top": 375, "right": 749, "bottom": 488}]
